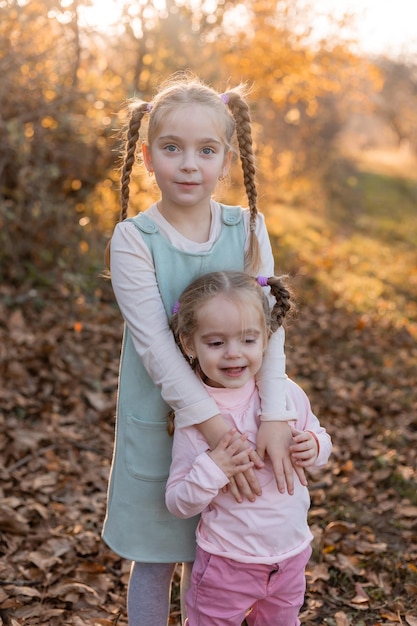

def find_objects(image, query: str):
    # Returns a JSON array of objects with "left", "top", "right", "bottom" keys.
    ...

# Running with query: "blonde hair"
[
  {"left": 106, "top": 73, "right": 261, "bottom": 273},
  {"left": 167, "top": 270, "right": 292, "bottom": 435},
  {"left": 171, "top": 271, "right": 292, "bottom": 357}
]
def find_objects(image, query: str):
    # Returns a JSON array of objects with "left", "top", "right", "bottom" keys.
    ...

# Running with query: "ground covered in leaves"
[{"left": 1, "top": 272, "right": 416, "bottom": 626}]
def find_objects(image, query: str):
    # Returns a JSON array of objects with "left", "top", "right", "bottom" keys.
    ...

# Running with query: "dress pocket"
[{"left": 125, "top": 414, "right": 173, "bottom": 481}]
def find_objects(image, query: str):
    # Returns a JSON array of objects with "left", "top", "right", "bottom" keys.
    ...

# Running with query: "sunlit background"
[
  {"left": 314, "top": 0, "right": 417, "bottom": 56},
  {"left": 2, "top": 0, "right": 417, "bottom": 333},
  {"left": 76, "top": 0, "right": 417, "bottom": 57},
  {"left": 1, "top": 2, "right": 417, "bottom": 624}
]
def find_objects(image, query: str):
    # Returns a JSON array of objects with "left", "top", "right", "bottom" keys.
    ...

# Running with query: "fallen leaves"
[
  {"left": 290, "top": 299, "right": 417, "bottom": 625},
  {"left": 1, "top": 280, "right": 416, "bottom": 625}
]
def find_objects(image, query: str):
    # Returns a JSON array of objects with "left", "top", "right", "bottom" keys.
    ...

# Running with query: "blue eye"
[
  {"left": 202, "top": 147, "right": 215, "bottom": 155},
  {"left": 165, "top": 144, "right": 178, "bottom": 152}
]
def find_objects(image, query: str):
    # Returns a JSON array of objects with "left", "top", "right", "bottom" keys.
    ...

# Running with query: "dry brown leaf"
[
  {"left": 397, "top": 505, "right": 417, "bottom": 518},
  {"left": 84, "top": 390, "right": 113, "bottom": 412},
  {"left": 380, "top": 612, "right": 402, "bottom": 622},
  {"left": 306, "top": 562, "right": 330, "bottom": 583},
  {"left": 324, "top": 521, "right": 356, "bottom": 535},
  {"left": 0, "top": 507, "right": 30, "bottom": 535},
  {"left": 28, "top": 550, "right": 62, "bottom": 571},
  {"left": 9, "top": 586, "right": 42, "bottom": 599},
  {"left": 355, "top": 540, "right": 388, "bottom": 554},
  {"left": 334, "top": 553, "right": 364, "bottom": 576},
  {"left": 334, "top": 610, "right": 350, "bottom": 626},
  {"left": 48, "top": 581, "right": 100, "bottom": 600},
  {"left": 350, "top": 582, "right": 370, "bottom": 605},
  {"left": 2, "top": 267, "right": 416, "bottom": 625}
]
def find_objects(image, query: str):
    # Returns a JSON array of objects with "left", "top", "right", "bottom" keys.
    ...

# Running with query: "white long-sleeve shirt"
[
  {"left": 110, "top": 201, "right": 296, "bottom": 427},
  {"left": 166, "top": 378, "right": 332, "bottom": 564}
]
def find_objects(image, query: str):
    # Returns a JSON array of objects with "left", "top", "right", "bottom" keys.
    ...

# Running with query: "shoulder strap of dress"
[
  {"left": 126, "top": 206, "right": 241, "bottom": 232},
  {"left": 220, "top": 204, "right": 243, "bottom": 226},
  {"left": 126, "top": 213, "right": 159, "bottom": 234}
]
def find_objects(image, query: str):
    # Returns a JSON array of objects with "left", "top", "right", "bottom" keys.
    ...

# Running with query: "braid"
[
  {"left": 104, "top": 102, "right": 148, "bottom": 270},
  {"left": 226, "top": 93, "right": 257, "bottom": 216},
  {"left": 266, "top": 276, "right": 293, "bottom": 332},
  {"left": 120, "top": 102, "right": 148, "bottom": 221},
  {"left": 224, "top": 91, "right": 261, "bottom": 274},
  {"left": 105, "top": 78, "right": 264, "bottom": 274}
]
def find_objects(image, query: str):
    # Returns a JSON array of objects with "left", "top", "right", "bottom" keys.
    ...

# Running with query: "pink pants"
[{"left": 185, "top": 544, "right": 312, "bottom": 626}]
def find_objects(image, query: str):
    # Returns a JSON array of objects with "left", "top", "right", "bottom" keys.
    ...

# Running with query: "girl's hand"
[
  {"left": 207, "top": 429, "right": 254, "bottom": 479},
  {"left": 197, "top": 416, "right": 263, "bottom": 503},
  {"left": 289, "top": 427, "right": 318, "bottom": 467},
  {"left": 256, "top": 421, "right": 307, "bottom": 494},
  {"left": 225, "top": 448, "right": 264, "bottom": 503}
]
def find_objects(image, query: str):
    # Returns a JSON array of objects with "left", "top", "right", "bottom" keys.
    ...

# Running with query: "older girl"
[{"left": 103, "top": 73, "right": 302, "bottom": 625}]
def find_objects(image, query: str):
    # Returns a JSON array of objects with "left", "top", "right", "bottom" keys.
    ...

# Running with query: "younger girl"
[
  {"left": 103, "top": 73, "right": 302, "bottom": 625},
  {"left": 167, "top": 271, "right": 332, "bottom": 625}
]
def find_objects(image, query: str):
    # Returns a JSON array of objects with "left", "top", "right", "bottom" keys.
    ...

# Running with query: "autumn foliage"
[{"left": 1, "top": 1, "right": 416, "bottom": 625}]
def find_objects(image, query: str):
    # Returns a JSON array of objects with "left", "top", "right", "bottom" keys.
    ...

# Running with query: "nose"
[
  {"left": 224, "top": 340, "right": 241, "bottom": 358},
  {"left": 180, "top": 151, "right": 198, "bottom": 172}
]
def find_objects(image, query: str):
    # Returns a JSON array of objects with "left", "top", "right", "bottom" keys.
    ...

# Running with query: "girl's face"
[
  {"left": 142, "top": 104, "right": 231, "bottom": 213},
  {"left": 183, "top": 295, "right": 266, "bottom": 389}
]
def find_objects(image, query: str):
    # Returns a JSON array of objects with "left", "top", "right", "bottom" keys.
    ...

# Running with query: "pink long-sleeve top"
[
  {"left": 166, "top": 377, "right": 332, "bottom": 564},
  {"left": 110, "top": 201, "right": 297, "bottom": 427}
]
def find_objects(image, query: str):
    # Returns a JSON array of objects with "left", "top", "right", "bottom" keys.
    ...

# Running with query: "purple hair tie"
[
  {"left": 146, "top": 102, "right": 153, "bottom": 113},
  {"left": 172, "top": 301, "right": 180, "bottom": 314},
  {"left": 257, "top": 276, "right": 269, "bottom": 287},
  {"left": 220, "top": 93, "right": 229, "bottom": 105}
]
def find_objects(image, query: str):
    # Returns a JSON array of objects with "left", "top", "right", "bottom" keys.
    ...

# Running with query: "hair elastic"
[
  {"left": 172, "top": 301, "right": 180, "bottom": 314},
  {"left": 220, "top": 93, "right": 229, "bottom": 105},
  {"left": 257, "top": 276, "right": 269, "bottom": 287},
  {"left": 146, "top": 102, "right": 153, "bottom": 113}
]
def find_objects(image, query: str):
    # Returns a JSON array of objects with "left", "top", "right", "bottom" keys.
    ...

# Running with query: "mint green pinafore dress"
[{"left": 102, "top": 205, "right": 246, "bottom": 562}]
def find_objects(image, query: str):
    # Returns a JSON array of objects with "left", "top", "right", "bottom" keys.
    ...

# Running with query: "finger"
[
  {"left": 248, "top": 448, "right": 265, "bottom": 469},
  {"left": 269, "top": 460, "right": 286, "bottom": 494},
  {"left": 227, "top": 476, "right": 243, "bottom": 503},
  {"left": 256, "top": 440, "right": 266, "bottom": 462},
  {"left": 294, "top": 463, "right": 307, "bottom": 485},
  {"left": 226, "top": 433, "right": 250, "bottom": 456},
  {"left": 232, "top": 449, "right": 252, "bottom": 465},
  {"left": 233, "top": 471, "right": 259, "bottom": 502},
  {"left": 283, "top": 457, "right": 295, "bottom": 495},
  {"left": 292, "top": 447, "right": 315, "bottom": 461},
  {"left": 292, "top": 457, "right": 310, "bottom": 466},
  {"left": 226, "top": 432, "right": 252, "bottom": 456},
  {"left": 242, "top": 467, "right": 262, "bottom": 497},
  {"left": 290, "top": 433, "right": 310, "bottom": 447},
  {"left": 230, "top": 461, "right": 254, "bottom": 476},
  {"left": 290, "top": 442, "right": 310, "bottom": 454},
  {"left": 273, "top": 456, "right": 295, "bottom": 495}
]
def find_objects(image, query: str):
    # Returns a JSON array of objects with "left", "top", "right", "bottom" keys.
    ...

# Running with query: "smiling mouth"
[{"left": 221, "top": 367, "right": 246, "bottom": 377}]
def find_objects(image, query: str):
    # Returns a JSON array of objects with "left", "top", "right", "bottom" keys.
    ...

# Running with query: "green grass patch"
[{"left": 265, "top": 163, "right": 417, "bottom": 335}]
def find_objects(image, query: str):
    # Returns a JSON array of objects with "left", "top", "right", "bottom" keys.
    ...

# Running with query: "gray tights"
[{"left": 127, "top": 561, "right": 193, "bottom": 626}]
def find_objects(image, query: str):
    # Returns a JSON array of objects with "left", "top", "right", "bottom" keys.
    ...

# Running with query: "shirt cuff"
[
  {"left": 197, "top": 453, "right": 229, "bottom": 489},
  {"left": 259, "top": 384, "right": 299, "bottom": 421},
  {"left": 174, "top": 397, "right": 220, "bottom": 429},
  {"left": 259, "top": 412, "right": 298, "bottom": 421}
]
